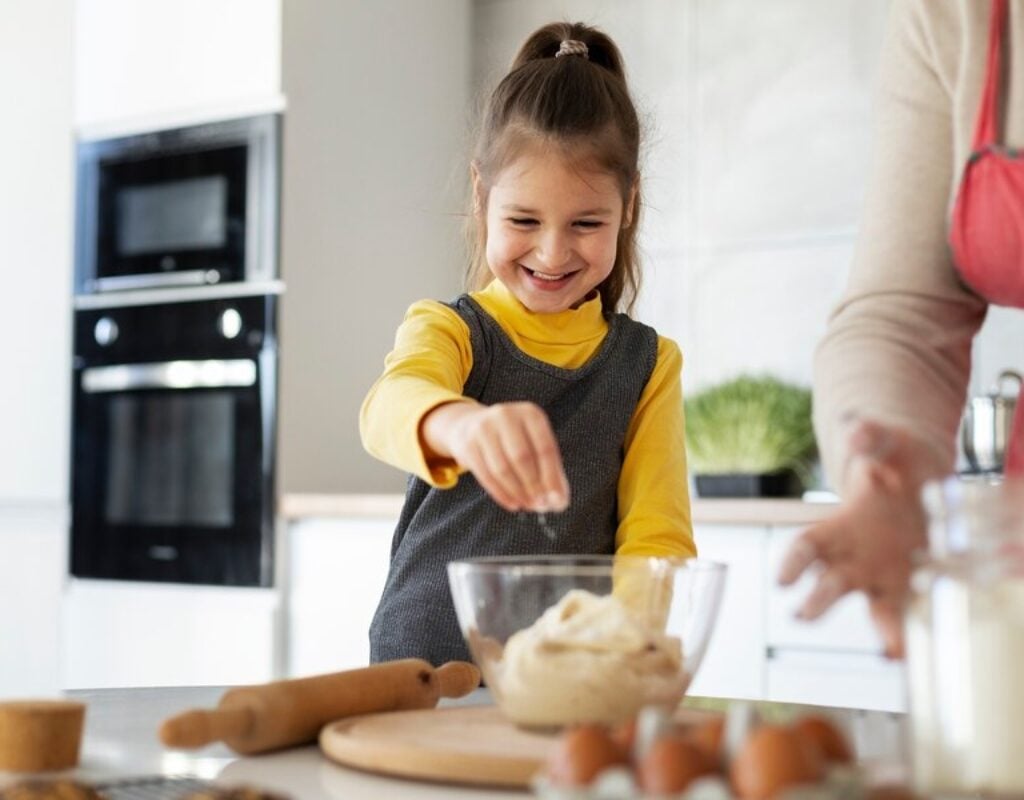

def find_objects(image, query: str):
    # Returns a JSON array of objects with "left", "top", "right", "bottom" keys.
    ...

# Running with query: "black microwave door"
[
  {"left": 94, "top": 145, "right": 248, "bottom": 284},
  {"left": 71, "top": 382, "right": 268, "bottom": 586}
]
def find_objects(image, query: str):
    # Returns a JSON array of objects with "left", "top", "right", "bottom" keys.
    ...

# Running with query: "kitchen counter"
[
  {"left": 0, "top": 688, "right": 907, "bottom": 799},
  {"left": 0, "top": 687, "right": 515, "bottom": 800},
  {"left": 279, "top": 494, "right": 839, "bottom": 526}
]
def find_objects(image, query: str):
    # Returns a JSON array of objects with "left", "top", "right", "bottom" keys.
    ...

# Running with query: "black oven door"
[{"left": 71, "top": 356, "right": 274, "bottom": 586}]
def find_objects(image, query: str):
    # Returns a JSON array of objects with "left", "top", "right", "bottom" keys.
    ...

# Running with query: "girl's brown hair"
[{"left": 468, "top": 21, "right": 642, "bottom": 314}]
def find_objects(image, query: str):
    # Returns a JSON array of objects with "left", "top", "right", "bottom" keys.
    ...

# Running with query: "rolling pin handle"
[
  {"left": 434, "top": 661, "right": 482, "bottom": 698},
  {"left": 159, "top": 706, "right": 254, "bottom": 749}
]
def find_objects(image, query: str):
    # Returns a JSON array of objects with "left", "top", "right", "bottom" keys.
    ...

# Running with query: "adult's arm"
[{"left": 813, "top": 0, "right": 987, "bottom": 493}]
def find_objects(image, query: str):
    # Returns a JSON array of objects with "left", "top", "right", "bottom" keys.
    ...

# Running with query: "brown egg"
[
  {"left": 610, "top": 717, "right": 637, "bottom": 758},
  {"left": 791, "top": 714, "right": 854, "bottom": 764},
  {"left": 545, "top": 724, "right": 628, "bottom": 787},
  {"left": 730, "top": 723, "right": 825, "bottom": 799},
  {"left": 687, "top": 715, "right": 726, "bottom": 770},
  {"left": 636, "top": 735, "right": 715, "bottom": 794}
]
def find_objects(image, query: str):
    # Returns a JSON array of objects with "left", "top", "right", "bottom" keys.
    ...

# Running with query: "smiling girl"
[{"left": 360, "top": 22, "right": 696, "bottom": 666}]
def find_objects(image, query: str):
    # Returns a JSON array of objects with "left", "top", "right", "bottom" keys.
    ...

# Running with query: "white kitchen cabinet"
[
  {"left": 765, "top": 525, "right": 907, "bottom": 712},
  {"left": 62, "top": 580, "right": 281, "bottom": 689},
  {"left": 285, "top": 516, "right": 394, "bottom": 676},
  {"left": 74, "top": 0, "right": 283, "bottom": 133},
  {"left": 767, "top": 525, "right": 886, "bottom": 653},
  {"left": 0, "top": 508, "right": 66, "bottom": 697},
  {"left": 688, "top": 524, "right": 768, "bottom": 700},
  {"left": 687, "top": 520, "right": 906, "bottom": 711},
  {"left": 765, "top": 649, "right": 906, "bottom": 712}
]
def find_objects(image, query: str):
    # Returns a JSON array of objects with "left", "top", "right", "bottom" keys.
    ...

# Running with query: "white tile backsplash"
[
  {"left": 692, "top": 0, "right": 887, "bottom": 246},
  {"left": 685, "top": 238, "right": 854, "bottom": 390}
]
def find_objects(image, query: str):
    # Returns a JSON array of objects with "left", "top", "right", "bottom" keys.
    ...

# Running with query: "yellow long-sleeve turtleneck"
[{"left": 359, "top": 280, "right": 695, "bottom": 558}]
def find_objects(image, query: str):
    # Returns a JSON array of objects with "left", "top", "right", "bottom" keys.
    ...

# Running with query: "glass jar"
[{"left": 906, "top": 475, "right": 1024, "bottom": 797}]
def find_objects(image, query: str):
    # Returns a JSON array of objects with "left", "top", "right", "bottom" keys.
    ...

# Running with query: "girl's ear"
[
  {"left": 470, "top": 162, "right": 485, "bottom": 217},
  {"left": 623, "top": 178, "right": 639, "bottom": 228}
]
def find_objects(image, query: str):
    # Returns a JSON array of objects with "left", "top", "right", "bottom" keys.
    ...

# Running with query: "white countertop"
[
  {"left": 0, "top": 687, "right": 521, "bottom": 800},
  {"left": 279, "top": 494, "right": 839, "bottom": 526},
  {"left": 0, "top": 687, "right": 908, "bottom": 799}
]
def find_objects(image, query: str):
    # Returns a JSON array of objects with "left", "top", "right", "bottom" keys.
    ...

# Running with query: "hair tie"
[{"left": 555, "top": 40, "right": 589, "bottom": 59}]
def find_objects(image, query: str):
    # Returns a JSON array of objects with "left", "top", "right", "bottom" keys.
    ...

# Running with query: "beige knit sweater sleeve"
[{"left": 812, "top": 0, "right": 1013, "bottom": 492}]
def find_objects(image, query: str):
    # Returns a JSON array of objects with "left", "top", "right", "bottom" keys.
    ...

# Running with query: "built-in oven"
[
  {"left": 70, "top": 295, "right": 277, "bottom": 587},
  {"left": 74, "top": 114, "right": 280, "bottom": 295}
]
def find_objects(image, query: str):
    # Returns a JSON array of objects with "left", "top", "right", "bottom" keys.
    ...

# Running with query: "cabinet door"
[
  {"left": 766, "top": 649, "right": 906, "bottom": 712},
  {"left": 765, "top": 525, "right": 906, "bottom": 712},
  {"left": 687, "top": 525, "right": 767, "bottom": 701},
  {"left": 286, "top": 516, "right": 394, "bottom": 676},
  {"left": 62, "top": 580, "right": 280, "bottom": 688},
  {"left": 0, "top": 509, "right": 64, "bottom": 696}
]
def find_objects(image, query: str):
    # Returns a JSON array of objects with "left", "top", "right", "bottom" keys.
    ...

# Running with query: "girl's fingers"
[
  {"left": 465, "top": 442, "right": 523, "bottom": 512},
  {"left": 497, "top": 420, "right": 545, "bottom": 508},
  {"left": 519, "top": 413, "right": 569, "bottom": 511},
  {"left": 477, "top": 436, "right": 531, "bottom": 510}
]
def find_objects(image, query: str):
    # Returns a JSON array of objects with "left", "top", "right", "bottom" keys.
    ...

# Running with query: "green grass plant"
[{"left": 684, "top": 375, "right": 815, "bottom": 479}]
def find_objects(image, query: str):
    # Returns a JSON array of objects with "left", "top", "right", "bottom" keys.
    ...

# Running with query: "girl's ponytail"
[{"left": 508, "top": 22, "right": 627, "bottom": 84}]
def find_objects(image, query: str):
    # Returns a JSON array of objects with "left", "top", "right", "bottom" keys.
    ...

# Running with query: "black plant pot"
[{"left": 694, "top": 470, "right": 802, "bottom": 498}]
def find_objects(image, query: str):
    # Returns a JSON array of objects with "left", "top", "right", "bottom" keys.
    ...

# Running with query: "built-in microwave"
[{"left": 74, "top": 114, "right": 280, "bottom": 295}]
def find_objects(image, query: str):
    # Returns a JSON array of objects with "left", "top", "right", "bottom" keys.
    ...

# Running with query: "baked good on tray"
[
  {"left": 0, "top": 780, "right": 103, "bottom": 800},
  {"left": 182, "top": 786, "right": 291, "bottom": 800}
]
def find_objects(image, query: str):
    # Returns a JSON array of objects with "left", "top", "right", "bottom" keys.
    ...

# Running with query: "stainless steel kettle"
[{"left": 961, "top": 369, "right": 1022, "bottom": 473}]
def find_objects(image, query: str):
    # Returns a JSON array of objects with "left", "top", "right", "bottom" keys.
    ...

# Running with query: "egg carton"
[
  {"left": 533, "top": 765, "right": 868, "bottom": 800},
  {"left": 532, "top": 704, "right": 875, "bottom": 800}
]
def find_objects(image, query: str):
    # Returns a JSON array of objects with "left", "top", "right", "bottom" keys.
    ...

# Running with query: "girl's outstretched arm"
[{"left": 359, "top": 300, "right": 475, "bottom": 486}]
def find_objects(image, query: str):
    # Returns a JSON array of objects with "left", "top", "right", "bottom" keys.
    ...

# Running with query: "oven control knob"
[
  {"left": 219, "top": 308, "right": 243, "bottom": 339},
  {"left": 94, "top": 317, "right": 119, "bottom": 346}
]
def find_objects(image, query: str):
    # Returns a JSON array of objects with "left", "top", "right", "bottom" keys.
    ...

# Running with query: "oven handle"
[
  {"left": 88, "top": 271, "right": 220, "bottom": 293},
  {"left": 81, "top": 359, "right": 257, "bottom": 393}
]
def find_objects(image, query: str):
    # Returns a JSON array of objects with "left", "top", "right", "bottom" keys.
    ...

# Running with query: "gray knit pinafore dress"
[{"left": 368, "top": 294, "right": 659, "bottom": 666}]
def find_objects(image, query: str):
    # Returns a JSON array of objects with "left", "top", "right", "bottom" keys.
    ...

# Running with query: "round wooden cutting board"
[{"left": 318, "top": 704, "right": 720, "bottom": 788}]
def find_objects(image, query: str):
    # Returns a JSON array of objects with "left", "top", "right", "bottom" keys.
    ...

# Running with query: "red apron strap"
[
  {"left": 1005, "top": 380, "right": 1024, "bottom": 476},
  {"left": 971, "top": 0, "right": 1008, "bottom": 149}
]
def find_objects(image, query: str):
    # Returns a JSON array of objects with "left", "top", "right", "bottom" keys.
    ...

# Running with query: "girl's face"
[{"left": 477, "top": 148, "right": 634, "bottom": 314}]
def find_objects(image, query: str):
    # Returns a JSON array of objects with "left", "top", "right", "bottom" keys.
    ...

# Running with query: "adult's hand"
[
  {"left": 421, "top": 400, "right": 570, "bottom": 513},
  {"left": 777, "top": 419, "right": 932, "bottom": 658}
]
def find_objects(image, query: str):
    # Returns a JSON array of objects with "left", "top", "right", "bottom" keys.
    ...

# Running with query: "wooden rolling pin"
[{"left": 159, "top": 658, "right": 480, "bottom": 755}]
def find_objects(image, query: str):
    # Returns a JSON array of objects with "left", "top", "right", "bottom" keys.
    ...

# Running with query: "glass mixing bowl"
[{"left": 447, "top": 555, "right": 726, "bottom": 728}]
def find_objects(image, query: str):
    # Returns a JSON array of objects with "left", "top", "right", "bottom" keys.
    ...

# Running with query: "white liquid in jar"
[{"left": 907, "top": 575, "right": 1024, "bottom": 796}]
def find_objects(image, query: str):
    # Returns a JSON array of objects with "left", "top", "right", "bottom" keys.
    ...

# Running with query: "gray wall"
[{"left": 279, "top": 1, "right": 471, "bottom": 494}]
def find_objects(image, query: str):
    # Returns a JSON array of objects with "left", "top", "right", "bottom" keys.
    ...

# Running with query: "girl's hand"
[
  {"left": 422, "top": 400, "right": 570, "bottom": 513},
  {"left": 776, "top": 420, "right": 932, "bottom": 658}
]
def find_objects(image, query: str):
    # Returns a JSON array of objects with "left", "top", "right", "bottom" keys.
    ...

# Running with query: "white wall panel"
[{"left": 0, "top": 2, "right": 73, "bottom": 505}]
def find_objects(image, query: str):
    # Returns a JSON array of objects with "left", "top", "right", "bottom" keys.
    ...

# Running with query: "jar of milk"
[{"left": 907, "top": 475, "right": 1024, "bottom": 797}]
